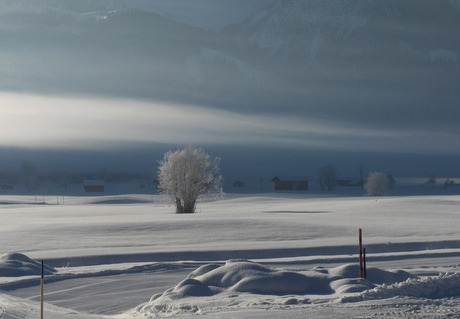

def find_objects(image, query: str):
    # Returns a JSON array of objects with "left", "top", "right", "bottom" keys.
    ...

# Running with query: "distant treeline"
[{"left": 0, "top": 162, "right": 154, "bottom": 192}]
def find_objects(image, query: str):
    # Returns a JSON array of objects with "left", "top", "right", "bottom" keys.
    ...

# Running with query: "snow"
[
  {"left": 342, "top": 272, "right": 460, "bottom": 302},
  {"left": 0, "top": 253, "right": 56, "bottom": 277},
  {"left": 0, "top": 193, "right": 459, "bottom": 318}
]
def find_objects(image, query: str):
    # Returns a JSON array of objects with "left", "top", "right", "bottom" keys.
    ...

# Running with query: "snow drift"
[
  {"left": 186, "top": 260, "right": 331, "bottom": 295},
  {"left": 133, "top": 260, "right": 421, "bottom": 317},
  {"left": 342, "top": 272, "right": 460, "bottom": 302},
  {"left": 148, "top": 260, "right": 332, "bottom": 300},
  {"left": 0, "top": 252, "right": 56, "bottom": 277}
]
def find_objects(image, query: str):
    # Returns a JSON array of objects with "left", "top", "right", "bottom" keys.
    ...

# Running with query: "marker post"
[
  {"left": 363, "top": 248, "right": 367, "bottom": 279},
  {"left": 41, "top": 259, "right": 44, "bottom": 319},
  {"left": 359, "top": 228, "right": 364, "bottom": 278}
]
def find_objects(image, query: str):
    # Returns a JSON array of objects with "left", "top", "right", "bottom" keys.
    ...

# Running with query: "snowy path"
[{"left": 9, "top": 271, "right": 191, "bottom": 315}]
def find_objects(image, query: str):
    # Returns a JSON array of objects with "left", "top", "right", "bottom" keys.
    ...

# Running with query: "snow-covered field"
[{"left": 0, "top": 193, "right": 459, "bottom": 318}]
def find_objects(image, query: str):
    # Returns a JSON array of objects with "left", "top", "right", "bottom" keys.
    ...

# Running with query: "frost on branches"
[
  {"left": 364, "top": 172, "right": 389, "bottom": 196},
  {"left": 157, "top": 146, "right": 222, "bottom": 214}
]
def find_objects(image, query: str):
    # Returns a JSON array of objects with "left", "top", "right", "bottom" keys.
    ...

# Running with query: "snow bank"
[
  {"left": 341, "top": 272, "right": 460, "bottom": 302},
  {"left": 149, "top": 261, "right": 418, "bottom": 300},
  {"left": 0, "top": 252, "right": 56, "bottom": 277},
  {"left": 328, "top": 264, "right": 415, "bottom": 294},
  {"left": 134, "top": 260, "right": 332, "bottom": 317},
  {"left": 329, "top": 264, "right": 415, "bottom": 284},
  {"left": 133, "top": 260, "right": 422, "bottom": 317},
  {"left": 156, "top": 260, "right": 332, "bottom": 299}
]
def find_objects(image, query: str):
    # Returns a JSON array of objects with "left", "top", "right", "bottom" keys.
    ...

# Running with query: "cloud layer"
[{"left": 1, "top": 93, "right": 458, "bottom": 155}]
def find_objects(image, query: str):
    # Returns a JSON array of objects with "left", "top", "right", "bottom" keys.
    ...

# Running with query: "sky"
[
  {"left": 0, "top": 0, "right": 459, "bottom": 182},
  {"left": 2, "top": 92, "right": 457, "bottom": 154}
]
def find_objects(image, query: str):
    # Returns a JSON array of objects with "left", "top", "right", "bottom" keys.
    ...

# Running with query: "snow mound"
[
  {"left": 328, "top": 264, "right": 415, "bottom": 294},
  {"left": 330, "top": 278, "right": 375, "bottom": 294},
  {"left": 341, "top": 272, "right": 460, "bottom": 302},
  {"left": 0, "top": 252, "right": 56, "bottom": 277},
  {"left": 145, "top": 261, "right": 418, "bottom": 301},
  {"left": 134, "top": 260, "right": 331, "bottom": 316},
  {"left": 163, "top": 260, "right": 332, "bottom": 298},
  {"left": 329, "top": 264, "right": 415, "bottom": 284},
  {"left": 132, "top": 261, "right": 424, "bottom": 317}
]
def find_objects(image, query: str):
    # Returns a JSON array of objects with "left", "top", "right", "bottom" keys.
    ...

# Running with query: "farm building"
[
  {"left": 83, "top": 180, "right": 105, "bottom": 193},
  {"left": 232, "top": 180, "right": 245, "bottom": 188},
  {"left": 271, "top": 176, "right": 309, "bottom": 191}
]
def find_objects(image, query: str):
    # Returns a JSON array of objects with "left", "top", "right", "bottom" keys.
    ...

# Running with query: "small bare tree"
[
  {"left": 157, "top": 146, "right": 222, "bottom": 214},
  {"left": 364, "top": 172, "right": 389, "bottom": 196}
]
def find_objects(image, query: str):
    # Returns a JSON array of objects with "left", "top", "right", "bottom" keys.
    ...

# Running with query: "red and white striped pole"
[{"left": 359, "top": 228, "right": 364, "bottom": 278}]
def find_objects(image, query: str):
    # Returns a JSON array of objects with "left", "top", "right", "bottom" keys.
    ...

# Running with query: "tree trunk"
[{"left": 175, "top": 197, "right": 196, "bottom": 214}]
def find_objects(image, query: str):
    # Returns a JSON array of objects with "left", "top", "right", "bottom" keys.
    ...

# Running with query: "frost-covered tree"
[
  {"left": 364, "top": 172, "right": 389, "bottom": 196},
  {"left": 157, "top": 146, "right": 222, "bottom": 214},
  {"left": 317, "top": 164, "right": 338, "bottom": 191}
]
